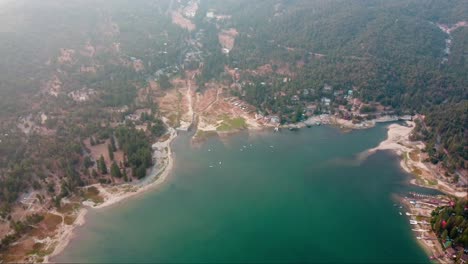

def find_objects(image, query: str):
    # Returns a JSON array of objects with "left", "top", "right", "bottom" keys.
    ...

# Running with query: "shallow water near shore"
[{"left": 55, "top": 125, "right": 435, "bottom": 263}]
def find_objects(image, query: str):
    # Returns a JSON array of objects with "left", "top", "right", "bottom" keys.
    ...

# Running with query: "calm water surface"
[{"left": 56, "top": 125, "right": 433, "bottom": 263}]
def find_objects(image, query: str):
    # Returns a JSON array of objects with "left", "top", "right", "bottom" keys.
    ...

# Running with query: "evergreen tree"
[
  {"left": 110, "top": 162, "right": 122, "bottom": 178},
  {"left": 99, "top": 155, "right": 107, "bottom": 174},
  {"left": 122, "top": 168, "right": 128, "bottom": 182},
  {"left": 110, "top": 136, "right": 117, "bottom": 151},
  {"left": 108, "top": 144, "right": 114, "bottom": 161}
]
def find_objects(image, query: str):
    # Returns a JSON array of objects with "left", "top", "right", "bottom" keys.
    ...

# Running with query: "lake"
[{"left": 55, "top": 125, "right": 434, "bottom": 263}]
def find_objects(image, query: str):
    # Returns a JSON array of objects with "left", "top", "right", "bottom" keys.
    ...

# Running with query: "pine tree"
[
  {"left": 122, "top": 168, "right": 128, "bottom": 182},
  {"left": 110, "top": 162, "right": 122, "bottom": 178},
  {"left": 108, "top": 144, "right": 114, "bottom": 161},
  {"left": 99, "top": 155, "right": 107, "bottom": 174},
  {"left": 110, "top": 136, "right": 117, "bottom": 151}
]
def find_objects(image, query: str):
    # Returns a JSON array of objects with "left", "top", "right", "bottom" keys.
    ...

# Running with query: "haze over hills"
[{"left": 0, "top": 0, "right": 466, "bottom": 262}]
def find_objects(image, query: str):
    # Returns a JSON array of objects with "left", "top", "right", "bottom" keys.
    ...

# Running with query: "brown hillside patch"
[
  {"left": 195, "top": 85, "right": 219, "bottom": 112},
  {"left": 84, "top": 138, "right": 124, "bottom": 170},
  {"left": 57, "top": 48, "right": 75, "bottom": 64},
  {"left": 40, "top": 213, "right": 62, "bottom": 232},
  {"left": 218, "top": 28, "right": 238, "bottom": 50},
  {"left": 171, "top": 10, "right": 195, "bottom": 31}
]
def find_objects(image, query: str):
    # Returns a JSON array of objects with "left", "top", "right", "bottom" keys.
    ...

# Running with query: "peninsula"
[{"left": 0, "top": 0, "right": 466, "bottom": 263}]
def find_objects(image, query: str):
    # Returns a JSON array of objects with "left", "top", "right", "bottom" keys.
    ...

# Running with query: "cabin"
[
  {"left": 206, "top": 11, "right": 215, "bottom": 18},
  {"left": 321, "top": 97, "right": 331, "bottom": 106},
  {"left": 269, "top": 116, "right": 280, "bottom": 124},
  {"left": 323, "top": 84, "right": 333, "bottom": 93},
  {"left": 306, "top": 104, "right": 317, "bottom": 116}
]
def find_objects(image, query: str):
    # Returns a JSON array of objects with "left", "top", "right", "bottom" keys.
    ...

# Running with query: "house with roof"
[
  {"left": 323, "top": 84, "right": 333, "bottom": 93},
  {"left": 321, "top": 97, "right": 331, "bottom": 106},
  {"left": 269, "top": 116, "right": 280, "bottom": 124},
  {"left": 306, "top": 104, "right": 318, "bottom": 116}
]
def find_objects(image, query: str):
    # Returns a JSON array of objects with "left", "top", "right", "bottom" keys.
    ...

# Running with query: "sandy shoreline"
[
  {"left": 365, "top": 122, "right": 466, "bottom": 263},
  {"left": 43, "top": 120, "right": 464, "bottom": 263},
  {"left": 44, "top": 126, "right": 178, "bottom": 263},
  {"left": 94, "top": 127, "right": 177, "bottom": 209},
  {"left": 365, "top": 121, "right": 466, "bottom": 198}
]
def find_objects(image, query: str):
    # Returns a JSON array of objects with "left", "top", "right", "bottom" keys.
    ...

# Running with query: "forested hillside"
[
  {"left": 0, "top": 0, "right": 466, "bottom": 260},
  {"left": 0, "top": 0, "right": 177, "bottom": 247},
  {"left": 198, "top": 0, "right": 467, "bottom": 172}
]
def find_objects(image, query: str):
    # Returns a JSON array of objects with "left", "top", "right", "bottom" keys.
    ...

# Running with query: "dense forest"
[
  {"left": 196, "top": 0, "right": 467, "bottom": 172},
  {"left": 0, "top": 0, "right": 177, "bottom": 217}
]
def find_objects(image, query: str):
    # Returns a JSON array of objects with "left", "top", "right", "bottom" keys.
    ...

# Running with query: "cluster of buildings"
[
  {"left": 68, "top": 88, "right": 97, "bottom": 102},
  {"left": 224, "top": 97, "right": 255, "bottom": 114},
  {"left": 404, "top": 193, "right": 468, "bottom": 263}
]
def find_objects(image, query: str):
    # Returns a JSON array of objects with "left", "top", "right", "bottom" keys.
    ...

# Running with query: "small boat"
[
  {"left": 316, "top": 122, "right": 321, "bottom": 126},
  {"left": 405, "top": 212, "right": 412, "bottom": 216},
  {"left": 410, "top": 220, "right": 418, "bottom": 225},
  {"left": 399, "top": 212, "right": 402, "bottom": 215}
]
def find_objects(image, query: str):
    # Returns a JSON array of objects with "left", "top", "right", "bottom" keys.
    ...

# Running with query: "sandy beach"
[
  {"left": 367, "top": 122, "right": 467, "bottom": 263},
  {"left": 366, "top": 121, "right": 466, "bottom": 198},
  {"left": 42, "top": 209, "right": 88, "bottom": 263},
  {"left": 44, "top": 125, "right": 178, "bottom": 263}
]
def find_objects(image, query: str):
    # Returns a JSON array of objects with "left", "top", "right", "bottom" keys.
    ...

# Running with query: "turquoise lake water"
[{"left": 55, "top": 125, "right": 435, "bottom": 263}]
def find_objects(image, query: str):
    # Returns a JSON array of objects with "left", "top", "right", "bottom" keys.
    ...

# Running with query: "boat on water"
[
  {"left": 399, "top": 212, "right": 402, "bottom": 215},
  {"left": 405, "top": 212, "right": 412, "bottom": 216},
  {"left": 410, "top": 220, "right": 418, "bottom": 225}
]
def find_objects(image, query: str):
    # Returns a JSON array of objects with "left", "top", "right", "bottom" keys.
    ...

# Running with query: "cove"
[{"left": 55, "top": 125, "right": 434, "bottom": 263}]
